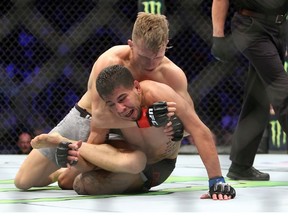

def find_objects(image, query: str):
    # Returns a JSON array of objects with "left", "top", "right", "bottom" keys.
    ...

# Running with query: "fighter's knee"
[
  {"left": 14, "top": 175, "right": 32, "bottom": 190},
  {"left": 58, "top": 173, "right": 74, "bottom": 190},
  {"left": 129, "top": 152, "right": 146, "bottom": 174}
]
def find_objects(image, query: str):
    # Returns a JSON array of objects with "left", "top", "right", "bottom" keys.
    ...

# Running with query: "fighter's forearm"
[
  {"left": 87, "top": 126, "right": 109, "bottom": 144},
  {"left": 192, "top": 127, "right": 222, "bottom": 179}
]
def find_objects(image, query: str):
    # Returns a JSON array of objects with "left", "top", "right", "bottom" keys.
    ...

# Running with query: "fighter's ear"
[
  {"left": 134, "top": 80, "right": 141, "bottom": 92},
  {"left": 128, "top": 39, "right": 133, "bottom": 48}
]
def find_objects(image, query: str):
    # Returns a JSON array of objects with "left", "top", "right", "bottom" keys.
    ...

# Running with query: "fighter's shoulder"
[
  {"left": 141, "top": 80, "right": 177, "bottom": 104},
  {"left": 157, "top": 59, "right": 188, "bottom": 93},
  {"left": 99, "top": 45, "right": 129, "bottom": 59},
  {"left": 161, "top": 57, "right": 185, "bottom": 75},
  {"left": 92, "top": 45, "right": 128, "bottom": 69},
  {"left": 142, "top": 79, "right": 173, "bottom": 92},
  {"left": 158, "top": 63, "right": 187, "bottom": 87}
]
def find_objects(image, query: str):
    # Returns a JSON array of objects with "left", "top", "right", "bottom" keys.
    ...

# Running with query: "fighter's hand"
[
  {"left": 200, "top": 176, "right": 236, "bottom": 200},
  {"left": 55, "top": 141, "right": 82, "bottom": 168},
  {"left": 137, "top": 101, "right": 176, "bottom": 128},
  {"left": 163, "top": 115, "right": 184, "bottom": 141},
  {"left": 211, "top": 36, "right": 236, "bottom": 62}
]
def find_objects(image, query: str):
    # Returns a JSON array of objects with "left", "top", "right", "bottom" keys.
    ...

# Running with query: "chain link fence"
[{"left": 0, "top": 0, "right": 261, "bottom": 153}]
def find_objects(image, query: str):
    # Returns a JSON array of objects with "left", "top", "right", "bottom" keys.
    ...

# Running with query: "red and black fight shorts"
[{"left": 141, "top": 158, "right": 177, "bottom": 192}]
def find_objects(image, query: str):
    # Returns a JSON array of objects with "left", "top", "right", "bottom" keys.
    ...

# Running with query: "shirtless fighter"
[
  {"left": 32, "top": 65, "right": 236, "bottom": 200},
  {"left": 14, "top": 12, "right": 190, "bottom": 190}
]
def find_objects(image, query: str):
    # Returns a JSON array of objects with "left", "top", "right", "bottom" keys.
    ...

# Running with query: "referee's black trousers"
[{"left": 230, "top": 12, "right": 288, "bottom": 166}]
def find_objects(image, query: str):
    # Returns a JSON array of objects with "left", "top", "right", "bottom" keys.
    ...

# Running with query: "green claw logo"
[
  {"left": 270, "top": 120, "right": 287, "bottom": 148},
  {"left": 141, "top": 1, "right": 163, "bottom": 14}
]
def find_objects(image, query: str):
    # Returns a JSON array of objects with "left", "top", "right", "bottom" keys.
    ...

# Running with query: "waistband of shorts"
[
  {"left": 74, "top": 103, "right": 92, "bottom": 119},
  {"left": 238, "top": 9, "right": 287, "bottom": 24}
]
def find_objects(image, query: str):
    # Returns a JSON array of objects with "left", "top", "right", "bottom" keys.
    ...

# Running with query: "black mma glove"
[
  {"left": 170, "top": 115, "right": 184, "bottom": 141},
  {"left": 211, "top": 36, "right": 236, "bottom": 62},
  {"left": 208, "top": 176, "right": 236, "bottom": 199},
  {"left": 137, "top": 101, "right": 169, "bottom": 128},
  {"left": 55, "top": 141, "right": 78, "bottom": 168}
]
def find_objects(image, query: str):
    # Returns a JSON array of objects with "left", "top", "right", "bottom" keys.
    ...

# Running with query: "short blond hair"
[{"left": 132, "top": 12, "right": 169, "bottom": 52}]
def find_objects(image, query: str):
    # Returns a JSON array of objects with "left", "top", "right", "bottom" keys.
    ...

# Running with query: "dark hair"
[{"left": 96, "top": 65, "right": 135, "bottom": 99}]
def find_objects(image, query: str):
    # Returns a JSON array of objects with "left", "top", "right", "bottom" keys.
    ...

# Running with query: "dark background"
[{"left": 0, "top": 0, "right": 256, "bottom": 153}]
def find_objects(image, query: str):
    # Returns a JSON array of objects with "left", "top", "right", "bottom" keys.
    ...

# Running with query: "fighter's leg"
[
  {"left": 14, "top": 149, "right": 61, "bottom": 190},
  {"left": 31, "top": 132, "right": 70, "bottom": 149},
  {"left": 30, "top": 135, "right": 107, "bottom": 189},
  {"left": 31, "top": 106, "right": 91, "bottom": 149},
  {"left": 73, "top": 169, "right": 145, "bottom": 195},
  {"left": 31, "top": 136, "right": 89, "bottom": 189},
  {"left": 57, "top": 167, "right": 82, "bottom": 190},
  {"left": 15, "top": 106, "right": 91, "bottom": 190}
]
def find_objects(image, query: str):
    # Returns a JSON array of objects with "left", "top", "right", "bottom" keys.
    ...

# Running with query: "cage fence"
[{"left": 0, "top": 0, "right": 263, "bottom": 153}]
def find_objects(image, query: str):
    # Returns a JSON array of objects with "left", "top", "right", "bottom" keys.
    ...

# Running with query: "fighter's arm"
[
  {"left": 144, "top": 82, "right": 221, "bottom": 177},
  {"left": 55, "top": 139, "right": 147, "bottom": 174},
  {"left": 86, "top": 53, "right": 138, "bottom": 144},
  {"left": 165, "top": 91, "right": 222, "bottom": 178},
  {"left": 180, "top": 108, "right": 222, "bottom": 178},
  {"left": 87, "top": 50, "right": 136, "bottom": 144},
  {"left": 163, "top": 62, "right": 195, "bottom": 109},
  {"left": 147, "top": 82, "right": 235, "bottom": 199}
]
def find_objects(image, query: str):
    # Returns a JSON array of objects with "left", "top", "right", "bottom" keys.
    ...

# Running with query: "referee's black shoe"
[{"left": 227, "top": 164, "right": 270, "bottom": 181}]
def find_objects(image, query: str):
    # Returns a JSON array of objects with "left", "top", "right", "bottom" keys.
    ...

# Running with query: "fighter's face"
[
  {"left": 130, "top": 40, "right": 166, "bottom": 72},
  {"left": 102, "top": 83, "right": 142, "bottom": 121}
]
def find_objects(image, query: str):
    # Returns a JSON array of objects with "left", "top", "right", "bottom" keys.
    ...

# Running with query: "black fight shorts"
[{"left": 141, "top": 158, "right": 177, "bottom": 192}]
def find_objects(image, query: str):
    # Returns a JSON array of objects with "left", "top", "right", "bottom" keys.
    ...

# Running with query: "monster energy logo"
[
  {"left": 269, "top": 60, "right": 287, "bottom": 148},
  {"left": 270, "top": 60, "right": 288, "bottom": 148},
  {"left": 141, "top": 1, "right": 163, "bottom": 14},
  {"left": 270, "top": 120, "right": 287, "bottom": 148}
]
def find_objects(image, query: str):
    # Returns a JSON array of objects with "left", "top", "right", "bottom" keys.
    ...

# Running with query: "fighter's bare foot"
[{"left": 31, "top": 133, "right": 71, "bottom": 149}]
